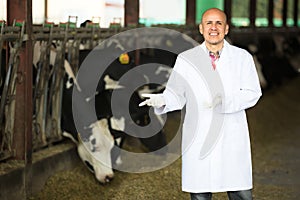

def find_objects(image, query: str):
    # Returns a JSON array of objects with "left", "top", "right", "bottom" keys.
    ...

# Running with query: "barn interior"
[{"left": 0, "top": 0, "right": 299, "bottom": 199}]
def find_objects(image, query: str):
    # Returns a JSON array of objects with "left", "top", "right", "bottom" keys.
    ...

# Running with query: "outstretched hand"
[{"left": 139, "top": 93, "right": 165, "bottom": 108}]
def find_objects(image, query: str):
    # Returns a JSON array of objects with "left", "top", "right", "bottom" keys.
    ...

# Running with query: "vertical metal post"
[
  {"left": 7, "top": 0, "right": 33, "bottom": 163},
  {"left": 268, "top": 0, "right": 274, "bottom": 27},
  {"left": 224, "top": 0, "right": 232, "bottom": 27},
  {"left": 249, "top": 0, "right": 257, "bottom": 27},
  {"left": 45, "top": 0, "right": 48, "bottom": 21},
  {"left": 293, "top": 0, "right": 298, "bottom": 26},
  {"left": 282, "top": 0, "right": 288, "bottom": 27}
]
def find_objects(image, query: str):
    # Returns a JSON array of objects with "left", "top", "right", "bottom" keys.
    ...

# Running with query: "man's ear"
[
  {"left": 199, "top": 23, "right": 203, "bottom": 34},
  {"left": 225, "top": 24, "right": 229, "bottom": 35}
]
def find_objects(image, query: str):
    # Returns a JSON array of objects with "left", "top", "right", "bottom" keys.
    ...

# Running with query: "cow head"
[{"left": 77, "top": 118, "right": 115, "bottom": 183}]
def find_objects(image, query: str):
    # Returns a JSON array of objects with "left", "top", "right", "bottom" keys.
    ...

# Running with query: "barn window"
[
  {"left": 231, "top": 0, "right": 250, "bottom": 27},
  {"left": 286, "top": 0, "right": 293, "bottom": 26},
  {"left": 0, "top": 0, "right": 6, "bottom": 21},
  {"left": 45, "top": 0, "right": 122, "bottom": 28},
  {"left": 139, "top": 0, "right": 186, "bottom": 26},
  {"left": 273, "top": 0, "right": 283, "bottom": 26},
  {"left": 32, "top": 0, "right": 45, "bottom": 24},
  {"left": 256, "top": 0, "right": 268, "bottom": 26}
]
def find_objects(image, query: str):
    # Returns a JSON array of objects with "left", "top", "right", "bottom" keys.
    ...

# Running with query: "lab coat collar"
[
  {"left": 218, "top": 40, "right": 233, "bottom": 62},
  {"left": 200, "top": 40, "right": 231, "bottom": 57},
  {"left": 200, "top": 39, "right": 232, "bottom": 68}
]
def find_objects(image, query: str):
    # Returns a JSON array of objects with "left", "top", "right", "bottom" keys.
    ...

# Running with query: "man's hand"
[
  {"left": 203, "top": 94, "right": 222, "bottom": 109},
  {"left": 212, "top": 94, "right": 222, "bottom": 108},
  {"left": 139, "top": 93, "right": 165, "bottom": 108}
]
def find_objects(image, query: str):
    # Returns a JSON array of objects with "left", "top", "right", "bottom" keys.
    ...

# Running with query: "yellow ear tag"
[{"left": 119, "top": 53, "right": 130, "bottom": 64}]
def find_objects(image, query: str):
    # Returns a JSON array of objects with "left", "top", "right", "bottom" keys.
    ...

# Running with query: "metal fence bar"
[{"left": 0, "top": 21, "right": 25, "bottom": 161}]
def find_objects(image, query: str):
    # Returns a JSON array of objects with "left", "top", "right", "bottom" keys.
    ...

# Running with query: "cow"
[
  {"left": 256, "top": 35, "right": 299, "bottom": 89},
  {"left": 32, "top": 41, "right": 121, "bottom": 183},
  {"left": 60, "top": 53, "right": 170, "bottom": 183},
  {"left": 60, "top": 70, "right": 125, "bottom": 183},
  {"left": 279, "top": 35, "right": 300, "bottom": 73},
  {"left": 60, "top": 30, "right": 196, "bottom": 183},
  {"left": 247, "top": 44, "right": 268, "bottom": 89}
]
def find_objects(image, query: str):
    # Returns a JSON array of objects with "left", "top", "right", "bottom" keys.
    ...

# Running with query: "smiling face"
[{"left": 199, "top": 8, "right": 229, "bottom": 51}]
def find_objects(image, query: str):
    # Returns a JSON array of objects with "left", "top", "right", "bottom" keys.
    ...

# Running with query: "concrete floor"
[
  {"left": 28, "top": 75, "right": 300, "bottom": 200},
  {"left": 248, "top": 75, "right": 300, "bottom": 200}
]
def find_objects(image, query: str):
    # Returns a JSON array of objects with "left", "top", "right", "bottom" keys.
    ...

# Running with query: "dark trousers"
[{"left": 190, "top": 190, "right": 252, "bottom": 200}]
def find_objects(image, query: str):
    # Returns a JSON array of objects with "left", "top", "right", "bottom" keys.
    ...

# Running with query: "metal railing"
[
  {"left": 0, "top": 21, "right": 299, "bottom": 161},
  {"left": 0, "top": 20, "right": 25, "bottom": 161}
]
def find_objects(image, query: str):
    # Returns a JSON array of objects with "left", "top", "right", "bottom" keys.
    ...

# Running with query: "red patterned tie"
[{"left": 209, "top": 51, "right": 219, "bottom": 70}]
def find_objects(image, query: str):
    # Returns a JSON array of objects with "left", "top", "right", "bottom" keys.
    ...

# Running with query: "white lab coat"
[{"left": 156, "top": 40, "right": 262, "bottom": 193}]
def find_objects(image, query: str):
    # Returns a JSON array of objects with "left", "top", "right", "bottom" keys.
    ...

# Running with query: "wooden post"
[
  {"left": 124, "top": 0, "right": 139, "bottom": 27},
  {"left": 7, "top": 0, "right": 33, "bottom": 163},
  {"left": 186, "top": 0, "right": 196, "bottom": 26}
]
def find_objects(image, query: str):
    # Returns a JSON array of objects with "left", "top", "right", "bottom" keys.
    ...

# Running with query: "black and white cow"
[
  {"left": 61, "top": 72, "right": 124, "bottom": 184},
  {"left": 60, "top": 30, "right": 197, "bottom": 183},
  {"left": 32, "top": 41, "right": 120, "bottom": 183},
  {"left": 61, "top": 47, "right": 173, "bottom": 183}
]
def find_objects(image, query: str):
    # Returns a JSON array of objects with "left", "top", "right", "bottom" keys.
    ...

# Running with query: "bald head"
[{"left": 201, "top": 8, "right": 227, "bottom": 24}]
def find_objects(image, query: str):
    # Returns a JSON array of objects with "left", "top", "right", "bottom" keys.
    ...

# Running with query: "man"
[{"left": 139, "top": 8, "right": 262, "bottom": 200}]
